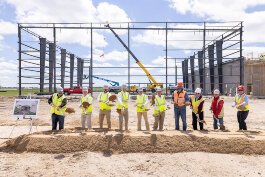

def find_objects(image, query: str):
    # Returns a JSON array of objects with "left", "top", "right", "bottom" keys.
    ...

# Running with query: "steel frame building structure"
[{"left": 17, "top": 21, "right": 243, "bottom": 95}]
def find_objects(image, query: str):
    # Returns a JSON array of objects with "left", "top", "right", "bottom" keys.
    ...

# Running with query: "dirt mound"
[{"left": 2, "top": 132, "right": 265, "bottom": 155}]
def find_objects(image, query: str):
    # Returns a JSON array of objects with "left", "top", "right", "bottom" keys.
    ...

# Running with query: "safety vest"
[
  {"left": 215, "top": 97, "right": 224, "bottom": 118},
  {"left": 117, "top": 91, "right": 129, "bottom": 109},
  {"left": 235, "top": 94, "right": 249, "bottom": 111},
  {"left": 154, "top": 95, "right": 166, "bottom": 115},
  {"left": 81, "top": 94, "right": 93, "bottom": 113},
  {"left": 136, "top": 94, "right": 148, "bottom": 112},
  {"left": 50, "top": 93, "right": 67, "bottom": 116},
  {"left": 174, "top": 90, "right": 186, "bottom": 107},
  {"left": 190, "top": 96, "right": 205, "bottom": 114},
  {"left": 99, "top": 92, "right": 111, "bottom": 110}
]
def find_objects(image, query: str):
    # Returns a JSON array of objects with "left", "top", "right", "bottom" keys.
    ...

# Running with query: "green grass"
[{"left": 0, "top": 88, "right": 47, "bottom": 97}]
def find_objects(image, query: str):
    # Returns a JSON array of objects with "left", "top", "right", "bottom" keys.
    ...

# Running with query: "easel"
[{"left": 9, "top": 92, "right": 38, "bottom": 139}]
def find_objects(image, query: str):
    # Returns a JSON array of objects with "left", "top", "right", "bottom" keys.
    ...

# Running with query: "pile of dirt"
[{"left": 2, "top": 132, "right": 265, "bottom": 155}]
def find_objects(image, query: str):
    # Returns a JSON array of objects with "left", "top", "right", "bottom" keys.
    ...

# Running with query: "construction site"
[{"left": 1, "top": 19, "right": 265, "bottom": 177}]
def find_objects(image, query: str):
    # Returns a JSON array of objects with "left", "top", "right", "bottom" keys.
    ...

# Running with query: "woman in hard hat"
[
  {"left": 232, "top": 85, "right": 249, "bottom": 131},
  {"left": 190, "top": 88, "right": 206, "bottom": 130}
]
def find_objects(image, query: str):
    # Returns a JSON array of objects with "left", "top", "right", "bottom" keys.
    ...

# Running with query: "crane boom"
[{"left": 105, "top": 24, "right": 162, "bottom": 88}]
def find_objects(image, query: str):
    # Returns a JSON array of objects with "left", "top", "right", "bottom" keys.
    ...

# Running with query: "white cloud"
[
  {"left": 0, "top": 20, "right": 17, "bottom": 35},
  {"left": 168, "top": 0, "right": 265, "bottom": 44},
  {"left": 3, "top": 0, "right": 131, "bottom": 47}
]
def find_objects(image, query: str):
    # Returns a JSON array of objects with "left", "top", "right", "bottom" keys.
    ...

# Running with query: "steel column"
[
  {"left": 208, "top": 44, "right": 215, "bottom": 92},
  {"left": 216, "top": 40, "right": 223, "bottom": 93},
  {"left": 70, "top": 54, "right": 75, "bottom": 88},
  {"left": 198, "top": 51, "right": 204, "bottom": 89},
  {"left": 60, "top": 49, "right": 66, "bottom": 88},
  {"left": 190, "top": 55, "right": 195, "bottom": 91},
  {"left": 18, "top": 24, "right": 22, "bottom": 95},
  {"left": 48, "top": 43, "right": 55, "bottom": 92},
  {"left": 39, "top": 38, "right": 46, "bottom": 92}
]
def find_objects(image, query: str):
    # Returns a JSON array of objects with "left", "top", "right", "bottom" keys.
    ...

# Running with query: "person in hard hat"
[
  {"left": 190, "top": 88, "right": 206, "bottom": 130},
  {"left": 232, "top": 85, "right": 249, "bottom": 131},
  {"left": 117, "top": 84, "right": 130, "bottom": 131},
  {"left": 80, "top": 87, "right": 93, "bottom": 129},
  {"left": 97, "top": 85, "right": 112, "bottom": 129},
  {"left": 210, "top": 89, "right": 225, "bottom": 130},
  {"left": 153, "top": 88, "right": 169, "bottom": 131},
  {"left": 172, "top": 82, "right": 190, "bottom": 131},
  {"left": 48, "top": 86, "right": 68, "bottom": 130},
  {"left": 136, "top": 88, "right": 150, "bottom": 131}
]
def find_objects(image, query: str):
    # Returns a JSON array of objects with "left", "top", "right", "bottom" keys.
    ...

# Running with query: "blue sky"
[{"left": 0, "top": 0, "right": 265, "bottom": 87}]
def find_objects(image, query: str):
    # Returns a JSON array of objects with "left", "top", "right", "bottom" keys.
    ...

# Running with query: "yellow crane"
[{"left": 105, "top": 24, "right": 162, "bottom": 92}]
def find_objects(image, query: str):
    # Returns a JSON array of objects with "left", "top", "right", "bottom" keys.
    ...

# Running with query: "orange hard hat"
[
  {"left": 237, "top": 85, "right": 244, "bottom": 91},
  {"left": 176, "top": 82, "right": 184, "bottom": 88}
]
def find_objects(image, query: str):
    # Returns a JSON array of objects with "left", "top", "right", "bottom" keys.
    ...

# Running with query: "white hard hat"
[
  {"left": 195, "top": 88, "right": 202, "bottom": 94},
  {"left": 56, "top": 86, "right": 63, "bottom": 93},
  {"left": 103, "top": 85, "right": 109, "bottom": 89},
  {"left": 138, "top": 88, "right": 143, "bottom": 92},
  {"left": 214, "top": 89, "right": 220, "bottom": 95},
  {"left": 122, "top": 84, "right": 127, "bottom": 88},
  {"left": 82, "top": 87, "right": 88, "bottom": 92},
  {"left": 156, "top": 87, "right": 162, "bottom": 92}
]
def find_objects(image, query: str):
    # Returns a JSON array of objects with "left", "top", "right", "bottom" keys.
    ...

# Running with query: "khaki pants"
[
  {"left": 99, "top": 110, "right": 111, "bottom": 129},
  {"left": 118, "top": 108, "right": 129, "bottom": 131},
  {"left": 153, "top": 111, "right": 165, "bottom": 131},
  {"left": 81, "top": 113, "right": 92, "bottom": 129},
  {"left": 137, "top": 112, "right": 150, "bottom": 131}
]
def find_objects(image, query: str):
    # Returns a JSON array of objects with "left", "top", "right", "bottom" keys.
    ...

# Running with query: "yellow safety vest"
[
  {"left": 154, "top": 95, "right": 166, "bottom": 115},
  {"left": 235, "top": 94, "right": 249, "bottom": 111},
  {"left": 50, "top": 93, "right": 67, "bottom": 116},
  {"left": 191, "top": 96, "right": 205, "bottom": 114},
  {"left": 99, "top": 92, "right": 111, "bottom": 110},
  {"left": 81, "top": 94, "right": 93, "bottom": 113},
  {"left": 117, "top": 91, "right": 129, "bottom": 109},
  {"left": 136, "top": 94, "right": 148, "bottom": 112}
]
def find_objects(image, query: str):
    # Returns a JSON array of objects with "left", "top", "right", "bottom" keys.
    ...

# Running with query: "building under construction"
[{"left": 17, "top": 21, "right": 263, "bottom": 96}]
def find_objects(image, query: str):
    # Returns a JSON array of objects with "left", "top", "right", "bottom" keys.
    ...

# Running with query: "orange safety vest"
[{"left": 174, "top": 90, "right": 186, "bottom": 107}]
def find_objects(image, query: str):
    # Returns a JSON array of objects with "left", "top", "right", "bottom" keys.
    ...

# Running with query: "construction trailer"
[{"left": 17, "top": 22, "right": 243, "bottom": 95}]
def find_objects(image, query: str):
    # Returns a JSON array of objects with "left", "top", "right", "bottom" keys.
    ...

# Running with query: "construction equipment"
[{"left": 105, "top": 24, "right": 162, "bottom": 92}]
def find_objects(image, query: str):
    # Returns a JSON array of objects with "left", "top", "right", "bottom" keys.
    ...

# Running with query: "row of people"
[{"left": 48, "top": 82, "right": 249, "bottom": 132}]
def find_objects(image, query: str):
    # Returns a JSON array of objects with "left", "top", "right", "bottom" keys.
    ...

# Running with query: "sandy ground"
[
  {"left": 1, "top": 93, "right": 265, "bottom": 176},
  {"left": 1, "top": 152, "right": 265, "bottom": 177}
]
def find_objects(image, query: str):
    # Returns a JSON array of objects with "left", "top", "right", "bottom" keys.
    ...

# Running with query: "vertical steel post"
[
  {"left": 70, "top": 54, "right": 75, "bottom": 88},
  {"left": 39, "top": 38, "right": 46, "bottom": 92},
  {"left": 18, "top": 24, "right": 22, "bottom": 96},
  {"left": 128, "top": 22, "right": 130, "bottom": 89},
  {"left": 240, "top": 22, "right": 243, "bottom": 85},
  {"left": 165, "top": 22, "right": 168, "bottom": 95},
  {"left": 53, "top": 24, "right": 56, "bottom": 91},
  {"left": 89, "top": 23, "right": 93, "bottom": 94},
  {"left": 60, "top": 49, "right": 66, "bottom": 88},
  {"left": 203, "top": 22, "right": 206, "bottom": 94}
]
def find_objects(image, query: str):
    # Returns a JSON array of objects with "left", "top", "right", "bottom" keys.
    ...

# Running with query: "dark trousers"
[
  {"left": 237, "top": 111, "right": 249, "bottom": 130},
  {"left": 192, "top": 112, "right": 204, "bottom": 130},
  {"left": 52, "top": 113, "right": 65, "bottom": 130}
]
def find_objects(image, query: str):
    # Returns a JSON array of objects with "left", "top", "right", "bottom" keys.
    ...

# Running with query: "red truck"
[{"left": 63, "top": 86, "right": 84, "bottom": 95}]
